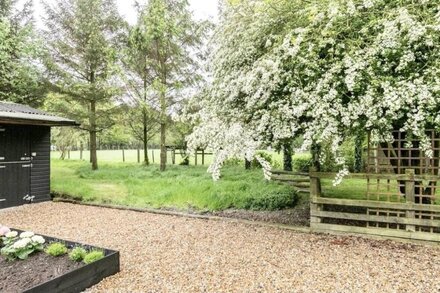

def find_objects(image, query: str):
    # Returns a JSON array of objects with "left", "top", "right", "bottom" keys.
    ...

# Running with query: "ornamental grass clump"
[
  {"left": 69, "top": 247, "right": 87, "bottom": 262},
  {"left": 83, "top": 250, "right": 104, "bottom": 264},
  {"left": 45, "top": 242, "right": 68, "bottom": 257},
  {"left": 0, "top": 230, "right": 45, "bottom": 261}
]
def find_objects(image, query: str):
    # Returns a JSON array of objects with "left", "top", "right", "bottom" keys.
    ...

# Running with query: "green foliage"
[
  {"left": 44, "top": 0, "right": 125, "bottom": 170},
  {"left": 69, "top": 247, "right": 87, "bottom": 262},
  {"left": 83, "top": 250, "right": 104, "bottom": 264},
  {"left": 45, "top": 242, "right": 68, "bottom": 257},
  {"left": 242, "top": 190, "right": 298, "bottom": 211},
  {"left": 127, "top": 0, "right": 210, "bottom": 170},
  {"left": 51, "top": 159, "right": 297, "bottom": 211},
  {"left": 0, "top": 0, "right": 45, "bottom": 106},
  {"left": 251, "top": 151, "right": 280, "bottom": 169},
  {"left": 1, "top": 232, "right": 45, "bottom": 261},
  {"left": 292, "top": 154, "right": 313, "bottom": 173}
]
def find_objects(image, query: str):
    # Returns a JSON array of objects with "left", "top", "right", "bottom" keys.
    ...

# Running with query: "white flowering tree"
[{"left": 187, "top": 0, "right": 440, "bottom": 182}]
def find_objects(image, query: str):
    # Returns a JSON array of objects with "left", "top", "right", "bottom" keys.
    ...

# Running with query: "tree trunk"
[
  {"left": 311, "top": 142, "right": 321, "bottom": 172},
  {"left": 160, "top": 122, "right": 166, "bottom": 171},
  {"left": 90, "top": 99, "right": 98, "bottom": 170},
  {"left": 354, "top": 132, "right": 363, "bottom": 173},
  {"left": 142, "top": 77, "right": 150, "bottom": 165},
  {"left": 283, "top": 142, "right": 293, "bottom": 171},
  {"left": 245, "top": 159, "right": 251, "bottom": 170}
]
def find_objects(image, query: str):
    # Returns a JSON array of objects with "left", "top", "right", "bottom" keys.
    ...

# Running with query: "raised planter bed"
[{"left": 1, "top": 230, "right": 120, "bottom": 293}]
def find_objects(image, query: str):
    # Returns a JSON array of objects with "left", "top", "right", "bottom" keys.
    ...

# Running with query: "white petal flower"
[
  {"left": 5, "top": 231, "right": 18, "bottom": 238},
  {"left": 31, "top": 235, "right": 45, "bottom": 244},
  {"left": 12, "top": 238, "right": 31, "bottom": 249},
  {"left": 20, "top": 231, "right": 35, "bottom": 238}
]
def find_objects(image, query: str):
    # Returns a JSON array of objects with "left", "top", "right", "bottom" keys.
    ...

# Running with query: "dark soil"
[
  {"left": 169, "top": 198, "right": 311, "bottom": 226},
  {"left": 210, "top": 200, "right": 310, "bottom": 226},
  {"left": 0, "top": 251, "right": 83, "bottom": 293}
]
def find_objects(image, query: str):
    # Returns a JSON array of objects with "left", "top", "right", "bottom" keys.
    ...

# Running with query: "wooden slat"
[
  {"left": 312, "top": 197, "right": 440, "bottom": 213},
  {"left": 311, "top": 223, "right": 440, "bottom": 242},
  {"left": 271, "top": 170, "right": 309, "bottom": 176},
  {"left": 310, "top": 172, "right": 440, "bottom": 181},
  {"left": 271, "top": 176, "right": 310, "bottom": 183},
  {"left": 311, "top": 210, "right": 440, "bottom": 228}
]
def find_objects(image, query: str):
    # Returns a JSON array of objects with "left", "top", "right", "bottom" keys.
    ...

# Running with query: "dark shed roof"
[{"left": 0, "top": 101, "right": 78, "bottom": 126}]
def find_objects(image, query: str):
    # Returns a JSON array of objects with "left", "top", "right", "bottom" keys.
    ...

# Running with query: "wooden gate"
[{"left": 310, "top": 130, "right": 440, "bottom": 242}]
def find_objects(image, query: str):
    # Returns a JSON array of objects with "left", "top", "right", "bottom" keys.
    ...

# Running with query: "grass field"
[
  {"left": 53, "top": 150, "right": 429, "bottom": 210},
  {"left": 51, "top": 159, "right": 299, "bottom": 211},
  {"left": 50, "top": 149, "right": 292, "bottom": 166}
]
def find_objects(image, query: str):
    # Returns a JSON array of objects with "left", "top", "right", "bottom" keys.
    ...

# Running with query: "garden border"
[
  {"left": 11, "top": 229, "right": 120, "bottom": 293},
  {"left": 52, "top": 198, "right": 440, "bottom": 247}
]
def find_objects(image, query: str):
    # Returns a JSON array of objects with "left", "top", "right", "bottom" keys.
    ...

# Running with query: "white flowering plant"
[
  {"left": 186, "top": 0, "right": 440, "bottom": 184},
  {"left": 1, "top": 230, "right": 45, "bottom": 261}
]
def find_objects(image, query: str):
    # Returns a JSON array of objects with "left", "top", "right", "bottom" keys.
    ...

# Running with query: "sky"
[{"left": 33, "top": 0, "right": 219, "bottom": 27}]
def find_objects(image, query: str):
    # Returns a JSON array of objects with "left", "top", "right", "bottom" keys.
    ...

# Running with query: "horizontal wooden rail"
[
  {"left": 310, "top": 172, "right": 440, "bottom": 181},
  {"left": 312, "top": 197, "right": 440, "bottom": 213},
  {"left": 311, "top": 223, "right": 440, "bottom": 242},
  {"left": 311, "top": 210, "right": 440, "bottom": 228},
  {"left": 271, "top": 170, "right": 309, "bottom": 176},
  {"left": 270, "top": 176, "right": 310, "bottom": 183}
]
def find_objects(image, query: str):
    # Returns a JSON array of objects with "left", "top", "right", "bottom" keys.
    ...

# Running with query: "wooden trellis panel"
[{"left": 310, "top": 130, "right": 440, "bottom": 242}]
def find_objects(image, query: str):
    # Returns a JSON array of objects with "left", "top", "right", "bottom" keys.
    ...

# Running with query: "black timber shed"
[{"left": 0, "top": 102, "right": 77, "bottom": 209}]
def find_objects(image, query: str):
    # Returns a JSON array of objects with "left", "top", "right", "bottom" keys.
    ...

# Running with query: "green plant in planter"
[
  {"left": 1, "top": 231, "right": 45, "bottom": 261},
  {"left": 83, "top": 250, "right": 104, "bottom": 264},
  {"left": 69, "top": 247, "right": 87, "bottom": 262},
  {"left": 46, "top": 242, "right": 68, "bottom": 257}
]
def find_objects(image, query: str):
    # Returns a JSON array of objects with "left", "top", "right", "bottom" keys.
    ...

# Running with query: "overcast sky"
[{"left": 33, "top": 0, "right": 219, "bottom": 27}]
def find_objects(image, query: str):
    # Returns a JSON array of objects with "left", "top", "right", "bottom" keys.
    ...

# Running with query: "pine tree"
[{"left": 43, "top": 0, "right": 124, "bottom": 170}]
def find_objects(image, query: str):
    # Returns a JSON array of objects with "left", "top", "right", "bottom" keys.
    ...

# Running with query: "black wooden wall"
[
  {"left": 30, "top": 126, "right": 51, "bottom": 203},
  {"left": 0, "top": 125, "right": 51, "bottom": 208}
]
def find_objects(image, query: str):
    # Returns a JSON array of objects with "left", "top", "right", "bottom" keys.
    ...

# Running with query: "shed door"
[{"left": 0, "top": 125, "right": 31, "bottom": 208}]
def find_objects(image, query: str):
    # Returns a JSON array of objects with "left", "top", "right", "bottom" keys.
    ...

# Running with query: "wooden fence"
[
  {"left": 271, "top": 170, "right": 310, "bottom": 193},
  {"left": 310, "top": 169, "right": 440, "bottom": 242}
]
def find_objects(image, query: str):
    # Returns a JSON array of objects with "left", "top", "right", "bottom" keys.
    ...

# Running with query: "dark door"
[{"left": 0, "top": 125, "right": 31, "bottom": 208}]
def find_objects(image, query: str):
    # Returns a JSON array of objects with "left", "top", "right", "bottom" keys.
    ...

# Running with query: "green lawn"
[
  {"left": 50, "top": 149, "right": 296, "bottom": 167},
  {"left": 51, "top": 159, "right": 299, "bottom": 211}
]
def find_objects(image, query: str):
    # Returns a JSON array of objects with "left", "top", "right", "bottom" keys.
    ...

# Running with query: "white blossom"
[
  {"left": 20, "top": 231, "right": 35, "bottom": 238},
  {"left": 5, "top": 231, "right": 18, "bottom": 238},
  {"left": 12, "top": 238, "right": 31, "bottom": 249},
  {"left": 31, "top": 235, "right": 45, "bottom": 244}
]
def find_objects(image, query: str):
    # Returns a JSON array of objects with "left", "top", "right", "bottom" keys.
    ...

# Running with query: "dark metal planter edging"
[{"left": 10, "top": 229, "right": 120, "bottom": 293}]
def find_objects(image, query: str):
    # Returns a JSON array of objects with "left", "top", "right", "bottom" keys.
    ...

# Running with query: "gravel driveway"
[{"left": 1, "top": 202, "right": 440, "bottom": 292}]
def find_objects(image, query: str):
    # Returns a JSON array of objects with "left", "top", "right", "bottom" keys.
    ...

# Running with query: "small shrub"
[
  {"left": 45, "top": 242, "right": 68, "bottom": 257},
  {"left": 83, "top": 250, "right": 105, "bottom": 264},
  {"left": 292, "top": 154, "right": 312, "bottom": 172},
  {"left": 69, "top": 247, "right": 87, "bottom": 262},
  {"left": 242, "top": 191, "right": 298, "bottom": 211},
  {"left": 1, "top": 231, "right": 45, "bottom": 261},
  {"left": 224, "top": 158, "right": 243, "bottom": 166}
]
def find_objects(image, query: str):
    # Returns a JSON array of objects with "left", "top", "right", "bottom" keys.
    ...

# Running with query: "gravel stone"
[{"left": 1, "top": 202, "right": 440, "bottom": 292}]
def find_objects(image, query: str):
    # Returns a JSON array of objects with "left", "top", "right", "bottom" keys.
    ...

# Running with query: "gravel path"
[{"left": 1, "top": 202, "right": 440, "bottom": 292}]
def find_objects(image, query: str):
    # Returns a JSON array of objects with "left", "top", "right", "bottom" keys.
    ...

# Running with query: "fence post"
[
  {"left": 152, "top": 149, "right": 155, "bottom": 163},
  {"left": 310, "top": 167, "right": 322, "bottom": 225},
  {"left": 137, "top": 148, "right": 140, "bottom": 163},
  {"left": 68, "top": 149, "right": 70, "bottom": 160},
  {"left": 122, "top": 148, "right": 125, "bottom": 162},
  {"left": 405, "top": 169, "right": 415, "bottom": 233},
  {"left": 195, "top": 150, "right": 198, "bottom": 166},
  {"left": 172, "top": 148, "right": 176, "bottom": 165},
  {"left": 202, "top": 149, "right": 205, "bottom": 165}
]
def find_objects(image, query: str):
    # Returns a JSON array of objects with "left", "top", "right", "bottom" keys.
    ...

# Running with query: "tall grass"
[{"left": 51, "top": 160, "right": 299, "bottom": 211}]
